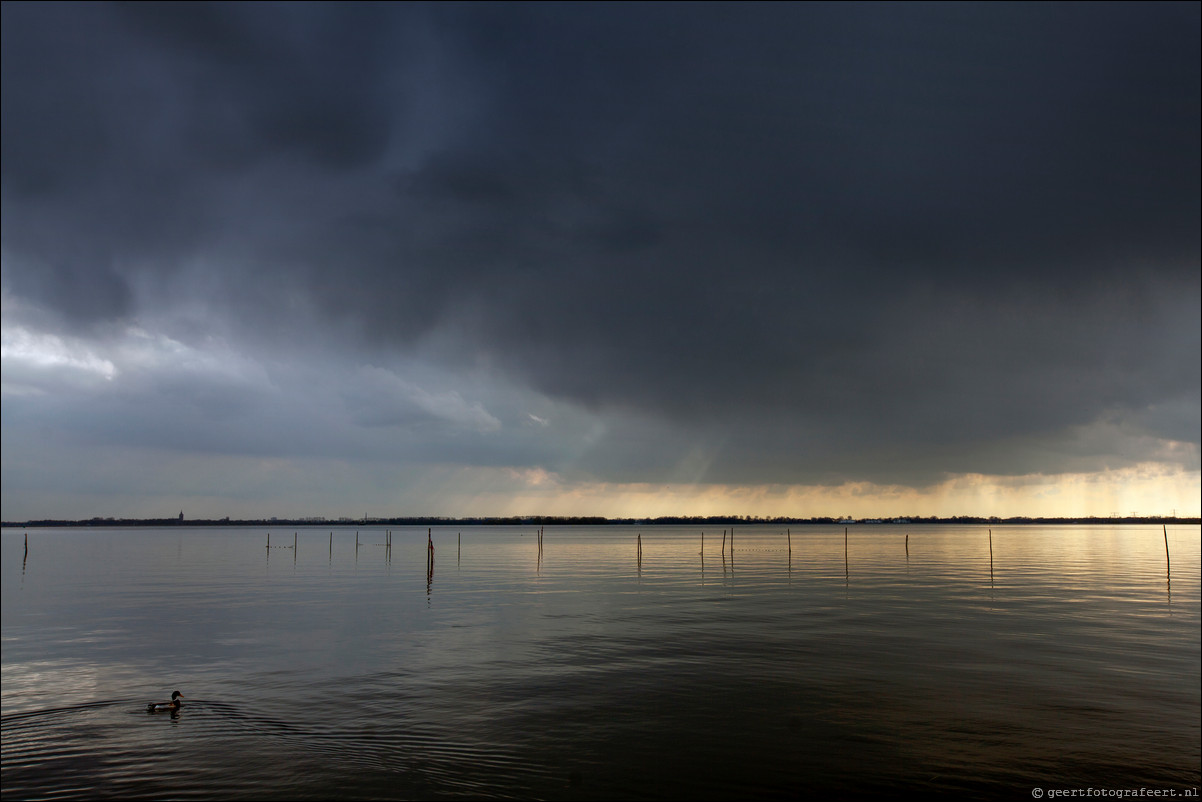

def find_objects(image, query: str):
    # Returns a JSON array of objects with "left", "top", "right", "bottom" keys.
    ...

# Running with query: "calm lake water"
[{"left": 2, "top": 524, "right": 1199, "bottom": 800}]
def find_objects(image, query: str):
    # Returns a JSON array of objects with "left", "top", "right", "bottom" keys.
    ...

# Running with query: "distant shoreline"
[{"left": 3, "top": 515, "right": 1198, "bottom": 528}]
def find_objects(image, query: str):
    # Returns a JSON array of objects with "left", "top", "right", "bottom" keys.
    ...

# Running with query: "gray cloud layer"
[{"left": 3, "top": 2, "right": 1198, "bottom": 500}]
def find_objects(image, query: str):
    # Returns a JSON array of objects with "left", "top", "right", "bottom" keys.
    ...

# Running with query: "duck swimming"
[{"left": 147, "top": 691, "right": 183, "bottom": 713}]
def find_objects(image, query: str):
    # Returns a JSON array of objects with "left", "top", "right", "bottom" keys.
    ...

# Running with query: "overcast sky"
[{"left": 2, "top": 2, "right": 1199, "bottom": 520}]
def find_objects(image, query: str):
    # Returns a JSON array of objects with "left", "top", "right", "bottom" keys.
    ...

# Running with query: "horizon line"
[{"left": 4, "top": 514, "right": 1199, "bottom": 528}]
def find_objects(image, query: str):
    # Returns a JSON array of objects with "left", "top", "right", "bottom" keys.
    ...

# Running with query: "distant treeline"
[{"left": 4, "top": 514, "right": 1198, "bottom": 528}]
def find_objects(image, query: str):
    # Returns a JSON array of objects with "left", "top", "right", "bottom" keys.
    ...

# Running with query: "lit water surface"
[{"left": 2, "top": 524, "right": 1199, "bottom": 799}]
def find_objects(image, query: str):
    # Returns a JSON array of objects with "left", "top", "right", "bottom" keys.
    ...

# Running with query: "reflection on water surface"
[{"left": 2, "top": 524, "right": 1199, "bottom": 799}]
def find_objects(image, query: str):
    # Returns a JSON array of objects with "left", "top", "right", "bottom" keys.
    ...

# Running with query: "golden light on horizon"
[{"left": 439, "top": 462, "right": 1200, "bottom": 520}]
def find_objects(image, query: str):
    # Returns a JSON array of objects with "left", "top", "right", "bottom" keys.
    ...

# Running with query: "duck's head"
[{"left": 171, "top": 691, "right": 184, "bottom": 702}]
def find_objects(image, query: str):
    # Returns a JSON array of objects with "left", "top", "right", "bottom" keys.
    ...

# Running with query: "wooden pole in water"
[
  {"left": 294, "top": 531, "right": 297, "bottom": 550},
  {"left": 988, "top": 528, "right": 994, "bottom": 579},
  {"left": 701, "top": 531, "right": 704, "bottom": 555},
  {"left": 721, "top": 529, "right": 727, "bottom": 555},
  {"left": 458, "top": 532, "right": 461, "bottom": 561},
  {"left": 787, "top": 528, "right": 791, "bottom": 555},
  {"left": 267, "top": 532, "right": 270, "bottom": 549},
  {"left": 1158, "top": 526, "right": 1168, "bottom": 577},
  {"left": 905, "top": 533, "right": 909, "bottom": 556},
  {"left": 637, "top": 533, "right": 642, "bottom": 566},
  {"left": 844, "top": 527, "right": 848, "bottom": 576}
]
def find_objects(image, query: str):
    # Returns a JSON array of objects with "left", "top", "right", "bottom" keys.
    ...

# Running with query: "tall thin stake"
[
  {"left": 1164, "top": 524, "right": 1171, "bottom": 578},
  {"left": 988, "top": 528, "right": 994, "bottom": 580},
  {"left": 426, "top": 529, "right": 435, "bottom": 591}
]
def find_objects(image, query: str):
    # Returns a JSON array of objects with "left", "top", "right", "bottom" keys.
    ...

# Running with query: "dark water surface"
[{"left": 3, "top": 524, "right": 1199, "bottom": 799}]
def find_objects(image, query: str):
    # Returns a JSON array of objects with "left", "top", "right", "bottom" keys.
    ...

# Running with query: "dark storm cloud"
[{"left": 2, "top": 1, "right": 1198, "bottom": 486}]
